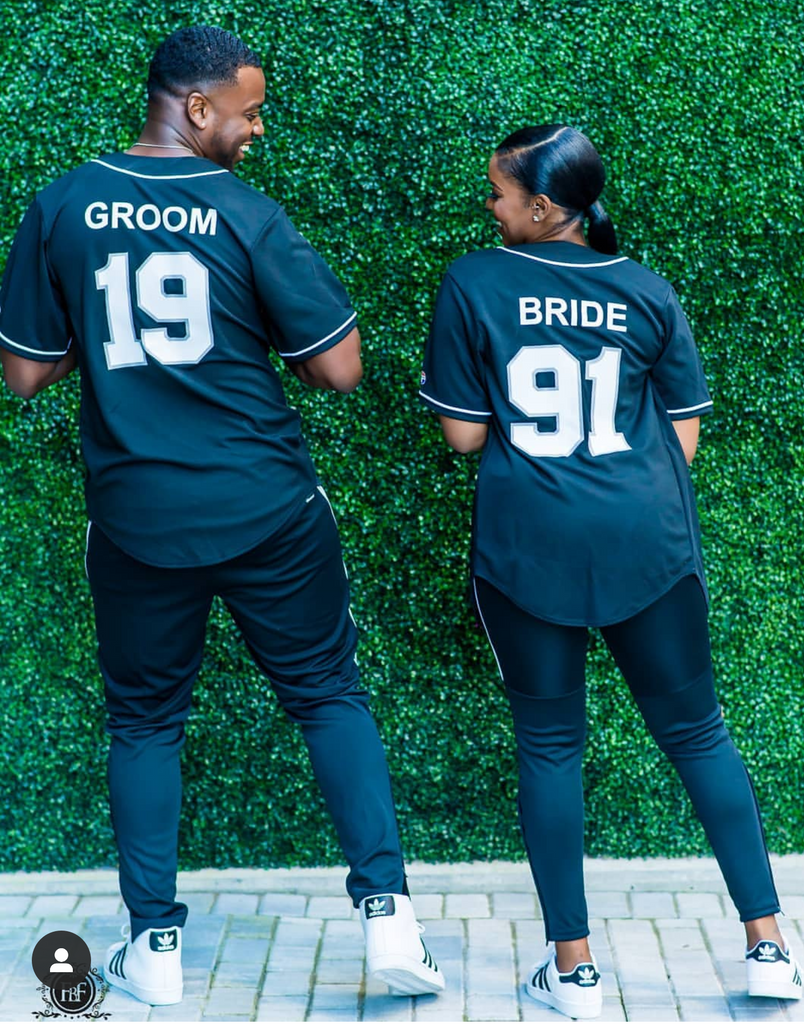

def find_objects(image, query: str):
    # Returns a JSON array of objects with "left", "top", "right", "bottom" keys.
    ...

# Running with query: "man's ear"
[{"left": 187, "top": 91, "right": 209, "bottom": 129}]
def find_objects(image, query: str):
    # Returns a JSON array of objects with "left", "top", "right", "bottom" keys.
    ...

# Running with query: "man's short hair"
[{"left": 147, "top": 26, "right": 262, "bottom": 100}]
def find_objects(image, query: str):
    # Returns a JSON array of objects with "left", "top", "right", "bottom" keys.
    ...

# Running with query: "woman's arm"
[
  {"left": 439, "top": 415, "right": 489, "bottom": 453},
  {"left": 672, "top": 416, "right": 700, "bottom": 465}
]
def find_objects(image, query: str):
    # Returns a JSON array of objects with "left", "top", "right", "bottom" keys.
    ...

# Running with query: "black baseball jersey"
[
  {"left": 0, "top": 153, "right": 357, "bottom": 567},
  {"left": 420, "top": 241, "right": 713, "bottom": 626}
]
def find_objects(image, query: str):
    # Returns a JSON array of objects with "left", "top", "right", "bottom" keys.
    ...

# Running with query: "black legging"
[{"left": 473, "top": 574, "right": 780, "bottom": 941}]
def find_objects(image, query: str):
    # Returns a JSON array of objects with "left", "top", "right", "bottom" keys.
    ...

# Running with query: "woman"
[{"left": 419, "top": 124, "right": 801, "bottom": 1020}]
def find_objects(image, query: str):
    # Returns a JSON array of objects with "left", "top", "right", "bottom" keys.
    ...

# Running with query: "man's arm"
[
  {"left": 0, "top": 346, "right": 77, "bottom": 400},
  {"left": 290, "top": 327, "right": 362, "bottom": 393},
  {"left": 672, "top": 416, "right": 700, "bottom": 465},
  {"left": 439, "top": 414, "right": 489, "bottom": 453}
]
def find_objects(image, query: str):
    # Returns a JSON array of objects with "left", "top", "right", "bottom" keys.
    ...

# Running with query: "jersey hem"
[
  {"left": 418, "top": 390, "right": 493, "bottom": 421},
  {"left": 89, "top": 484, "right": 318, "bottom": 570},
  {"left": 667, "top": 401, "right": 713, "bottom": 420},
  {"left": 277, "top": 311, "right": 357, "bottom": 361},
  {"left": 0, "top": 328, "right": 70, "bottom": 361},
  {"left": 471, "top": 565, "right": 708, "bottom": 628}
]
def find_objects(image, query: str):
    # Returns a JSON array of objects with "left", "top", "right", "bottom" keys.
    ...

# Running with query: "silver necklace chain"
[{"left": 131, "top": 141, "right": 194, "bottom": 153}]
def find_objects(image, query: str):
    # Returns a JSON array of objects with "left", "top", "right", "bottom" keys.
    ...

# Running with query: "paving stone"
[
  {"left": 71, "top": 895, "right": 124, "bottom": 919},
  {"left": 261, "top": 970, "right": 312, "bottom": 997},
  {"left": 97, "top": 987, "right": 150, "bottom": 1018},
  {"left": 781, "top": 896, "right": 804, "bottom": 918},
  {"left": 730, "top": 1007, "right": 786, "bottom": 1022},
  {"left": 211, "top": 961, "right": 265, "bottom": 987},
  {"left": 445, "top": 893, "right": 490, "bottom": 918},
  {"left": 148, "top": 996, "right": 205, "bottom": 1021},
  {"left": 267, "top": 946, "right": 318, "bottom": 970},
  {"left": 258, "top": 894, "right": 307, "bottom": 917},
  {"left": 215, "top": 893, "right": 261, "bottom": 916},
  {"left": 180, "top": 892, "right": 216, "bottom": 914},
  {"left": 219, "top": 936, "right": 271, "bottom": 964},
  {"left": 630, "top": 891, "right": 677, "bottom": 918},
  {"left": 362, "top": 990, "right": 414, "bottom": 1020},
  {"left": 203, "top": 987, "right": 258, "bottom": 1014},
  {"left": 0, "top": 897, "right": 32, "bottom": 917},
  {"left": 201, "top": 1015, "right": 251, "bottom": 1022},
  {"left": 467, "top": 992, "right": 518, "bottom": 1020},
  {"left": 307, "top": 1012, "right": 359, "bottom": 1022},
  {"left": 183, "top": 967, "right": 212, "bottom": 997},
  {"left": 676, "top": 892, "right": 725, "bottom": 918},
  {"left": 622, "top": 1007, "right": 680, "bottom": 1021},
  {"left": 26, "top": 896, "right": 79, "bottom": 918},
  {"left": 677, "top": 996, "right": 734, "bottom": 1021},
  {"left": 274, "top": 918, "right": 323, "bottom": 947},
  {"left": 656, "top": 923, "right": 708, "bottom": 951},
  {"left": 467, "top": 919, "right": 513, "bottom": 948},
  {"left": 410, "top": 893, "right": 444, "bottom": 919},
  {"left": 514, "top": 918, "right": 546, "bottom": 950},
  {"left": 586, "top": 891, "right": 630, "bottom": 918},
  {"left": 226, "top": 915, "right": 275, "bottom": 938},
  {"left": 307, "top": 896, "right": 353, "bottom": 919},
  {"left": 315, "top": 958, "right": 363, "bottom": 984},
  {"left": 308, "top": 982, "right": 359, "bottom": 1010},
  {"left": 183, "top": 944, "right": 223, "bottom": 969},
  {"left": 667, "top": 968, "right": 723, "bottom": 997},
  {"left": 492, "top": 892, "right": 538, "bottom": 919},
  {"left": 464, "top": 966, "right": 516, "bottom": 995},
  {"left": 254, "top": 995, "right": 308, "bottom": 1021}
]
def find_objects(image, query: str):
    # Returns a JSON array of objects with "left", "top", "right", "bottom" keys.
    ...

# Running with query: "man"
[{"left": 0, "top": 26, "right": 444, "bottom": 1006}]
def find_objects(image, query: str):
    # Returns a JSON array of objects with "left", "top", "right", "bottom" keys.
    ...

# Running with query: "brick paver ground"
[{"left": 1, "top": 857, "right": 803, "bottom": 1023}]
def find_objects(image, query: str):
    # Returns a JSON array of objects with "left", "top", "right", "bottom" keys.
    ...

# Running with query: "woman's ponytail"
[{"left": 585, "top": 200, "right": 618, "bottom": 255}]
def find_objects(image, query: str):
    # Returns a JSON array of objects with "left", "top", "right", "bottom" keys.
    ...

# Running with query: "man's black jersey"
[
  {"left": 0, "top": 153, "right": 357, "bottom": 567},
  {"left": 420, "top": 241, "right": 713, "bottom": 627}
]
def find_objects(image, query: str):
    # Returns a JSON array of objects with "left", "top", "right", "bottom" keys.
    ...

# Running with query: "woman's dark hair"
[
  {"left": 495, "top": 125, "right": 618, "bottom": 255},
  {"left": 147, "top": 26, "right": 262, "bottom": 100}
]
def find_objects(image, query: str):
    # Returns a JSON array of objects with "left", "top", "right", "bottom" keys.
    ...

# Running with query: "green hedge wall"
[{"left": 1, "top": 0, "right": 802, "bottom": 872}]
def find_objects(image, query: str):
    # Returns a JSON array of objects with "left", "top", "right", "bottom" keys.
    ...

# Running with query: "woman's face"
[{"left": 485, "top": 154, "right": 539, "bottom": 246}]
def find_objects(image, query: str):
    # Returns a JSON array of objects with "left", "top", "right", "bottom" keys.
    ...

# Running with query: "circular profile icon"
[
  {"left": 48, "top": 970, "right": 97, "bottom": 1014},
  {"left": 31, "top": 930, "right": 92, "bottom": 988}
]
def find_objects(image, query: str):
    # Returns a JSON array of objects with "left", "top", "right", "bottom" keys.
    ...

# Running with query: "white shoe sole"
[
  {"left": 102, "top": 967, "right": 183, "bottom": 1006},
  {"left": 369, "top": 954, "right": 446, "bottom": 996},
  {"left": 748, "top": 979, "right": 803, "bottom": 1000},
  {"left": 526, "top": 979, "right": 603, "bottom": 1019}
]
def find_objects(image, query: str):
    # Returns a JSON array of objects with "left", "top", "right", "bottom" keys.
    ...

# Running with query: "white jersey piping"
[
  {"left": 472, "top": 577, "right": 504, "bottom": 682},
  {"left": 498, "top": 246, "right": 628, "bottom": 268},
  {"left": 418, "top": 391, "right": 492, "bottom": 417},
  {"left": 278, "top": 312, "right": 357, "bottom": 358},
  {"left": 90, "top": 159, "right": 229, "bottom": 181},
  {"left": 0, "top": 327, "right": 72, "bottom": 358},
  {"left": 667, "top": 400, "right": 713, "bottom": 414}
]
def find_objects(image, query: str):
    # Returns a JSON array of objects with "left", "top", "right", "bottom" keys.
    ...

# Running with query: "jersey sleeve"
[
  {"left": 250, "top": 208, "right": 357, "bottom": 363},
  {"left": 650, "top": 285, "right": 713, "bottom": 420},
  {"left": 419, "top": 271, "right": 491, "bottom": 422},
  {"left": 0, "top": 199, "right": 72, "bottom": 362}
]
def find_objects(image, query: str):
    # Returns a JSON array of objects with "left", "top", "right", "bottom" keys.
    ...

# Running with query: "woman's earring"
[{"left": 532, "top": 214, "right": 540, "bottom": 222}]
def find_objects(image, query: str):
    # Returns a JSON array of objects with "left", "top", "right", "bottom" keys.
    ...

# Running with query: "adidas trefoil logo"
[
  {"left": 368, "top": 899, "right": 386, "bottom": 914},
  {"left": 758, "top": 943, "right": 778, "bottom": 961},
  {"left": 156, "top": 932, "right": 176, "bottom": 951},
  {"left": 578, "top": 966, "right": 597, "bottom": 985}
]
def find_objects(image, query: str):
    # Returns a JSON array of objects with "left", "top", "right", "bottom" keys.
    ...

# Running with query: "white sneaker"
[
  {"left": 360, "top": 893, "right": 445, "bottom": 996},
  {"left": 103, "top": 924, "right": 183, "bottom": 1005},
  {"left": 746, "top": 938, "right": 803, "bottom": 1000},
  {"left": 525, "top": 944, "right": 602, "bottom": 1020}
]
